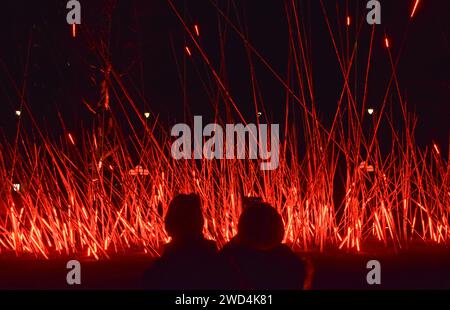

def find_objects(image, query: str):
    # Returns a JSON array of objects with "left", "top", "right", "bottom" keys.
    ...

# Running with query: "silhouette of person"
[
  {"left": 143, "top": 193, "right": 228, "bottom": 290},
  {"left": 220, "top": 201, "right": 306, "bottom": 290}
]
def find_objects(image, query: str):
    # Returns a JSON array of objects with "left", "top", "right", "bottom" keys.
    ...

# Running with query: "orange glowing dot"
[
  {"left": 185, "top": 46, "right": 192, "bottom": 56},
  {"left": 194, "top": 24, "right": 200, "bottom": 37},
  {"left": 385, "top": 37, "right": 390, "bottom": 48},
  {"left": 346, "top": 16, "right": 351, "bottom": 27}
]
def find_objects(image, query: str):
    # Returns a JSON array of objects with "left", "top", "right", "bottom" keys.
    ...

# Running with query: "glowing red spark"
[
  {"left": 185, "top": 46, "right": 192, "bottom": 56},
  {"left": 194, "top": 24, "right": 200, "bottom": 37},
  {"left": 68, "top": 133, "right": 75, "bottom": 145},
  {"left": 346, "top": 16, "right": 351, "bottom": 27},
  {"left": 385, "top": 37, "right": 390, "bottom": 48},
  {"left": 72, "top": 24, "right": 76, "bottom": 38},
  {"left": 411, "top": 0, "right": 421, "bottom": 18}
]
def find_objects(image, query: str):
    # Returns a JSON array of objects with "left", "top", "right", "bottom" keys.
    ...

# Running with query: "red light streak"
[
  {"left": 433, "top": 144, "right": 440, "bottom": 155},
  {"left": 411, "top": 0, "right": 421, "bottom": 18},
  {"left": 185, "top": 46, "right": 192, "bottom": 56},
  {"left": 0, "top": 1, "right": 447, "bottom": 260},
  {"left": 68, "top": 133, "right": 75, "bottom": 145},
  {"left": 194, "top": 24, "right": 200, "bottom": 36}
]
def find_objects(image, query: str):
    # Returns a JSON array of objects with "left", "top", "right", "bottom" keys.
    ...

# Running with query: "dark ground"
[{"left": 1, "top": 245, "right": 449, "bottom": 290}]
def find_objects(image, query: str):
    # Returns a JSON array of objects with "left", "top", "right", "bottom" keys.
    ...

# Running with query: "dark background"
[{"left": 0, "top": 0, "right": 448, "bottom": 153}]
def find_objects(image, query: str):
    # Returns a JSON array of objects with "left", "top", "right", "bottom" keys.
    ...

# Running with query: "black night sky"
[{"left": 0, "top": 0, "right": 449, "bottom": 153}]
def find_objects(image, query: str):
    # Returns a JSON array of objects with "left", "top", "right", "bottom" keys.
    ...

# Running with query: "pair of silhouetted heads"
[
  {"left": 143, "top": 193, "right": 305, "bottom": 290},
  {"left": 165, "top": 194, "right": 284, "bottom": 248}
]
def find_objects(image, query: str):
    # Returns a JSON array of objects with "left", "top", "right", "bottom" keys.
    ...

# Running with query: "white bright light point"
[
  {"left": 257, "top": 112, "right": 262, "bottom": 117},
  {"left": 15, "top": 110, "right": 22, "bottom": 117},
  {"left": 13, "top": 184, "right": 21, "bottom": 192},
  {"left": 144, "top": 112, "right": 150, "bottom": 119},
  {"left": 368, "top": 109, "right": 374, "bottom": 115}
]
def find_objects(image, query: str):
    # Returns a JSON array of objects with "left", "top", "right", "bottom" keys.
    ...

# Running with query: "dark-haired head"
[
  {"left": 237, "top": 202, "right": 284, "bottom": 250},
  {"left": 165, "top": 193, "right": 204, "bottom": 241}
]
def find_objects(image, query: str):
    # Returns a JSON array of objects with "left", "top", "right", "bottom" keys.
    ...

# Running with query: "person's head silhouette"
[
  {"left": 164, "top": 193, "right": 204, "bottom": 242},
  {"left": 237, "top": 202, "right": 284, "bottom": 250}
]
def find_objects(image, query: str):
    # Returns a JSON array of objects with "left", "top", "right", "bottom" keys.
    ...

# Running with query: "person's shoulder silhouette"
[
  {"left": 143, "top": 193, "right": 222, "bottom": 290},
  {"left": 220, "top": 200, "right": 306, "bottom": 290}
]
